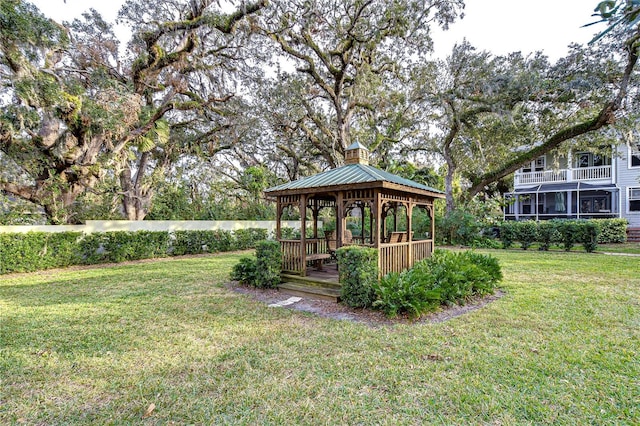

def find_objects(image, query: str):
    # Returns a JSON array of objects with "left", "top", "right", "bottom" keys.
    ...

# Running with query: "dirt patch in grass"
[{"left": 228, "top": 282, "right": 505, "bottom": 327}]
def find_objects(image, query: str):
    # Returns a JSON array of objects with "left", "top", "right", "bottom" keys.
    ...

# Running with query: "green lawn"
[
  {"left": 1, "top": 251, "right": 638, "bottom": 425},
  {"left": 597, "top": 242, "right": 640, "bottom": 254}
]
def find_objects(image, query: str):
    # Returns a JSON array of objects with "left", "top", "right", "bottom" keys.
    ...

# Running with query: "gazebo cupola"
[{"left": 344, "top": 141, "right": 369, "bottom": 165}]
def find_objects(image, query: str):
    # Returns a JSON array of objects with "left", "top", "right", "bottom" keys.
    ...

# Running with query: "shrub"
[
  {"left": 101, "top": 231, "right": 169, "bottom": 263},
  {"left": 0, "top": 232, "right": 82, "bottom": 274},
  {"left": 537, "top": 221, "right": 559, "bottom": 251},
  {"left": 514, "top": 221, "right": 538, "bottom": 250},
  {"left": 373, "top": 250, "right": 502, "bottom": 318},
  {"left": 254, "top": 240, "right": 282, "bottom": 288},
  {"left": 78, "top": 233, "right": 106, "bottom": 264},
  {"left": 556, "top": 220, "right": 578, "bottom": 251},
  {"left": 206, "top": 230, "right": 234, "bottom": 252},
  {"left": 461, "top": 251, "right": 503, "bottom": 294},
  {"left": 172, "top": 231, "right": 207, "bottom": 255},
  {"left": 336, "top": 246, "right": 378, "bottom": 308},
  {"left": 470, "top": 236, "right": 502, "bottom": 249},
  {"left": 577, "top": 221, "right": 600, "bottom": 253},
  {"left": 233, "top": 228, "right": 269, "bottom": 250},
  {"left": 230, "top": 256, "right": 258, "bottom": 285},
  {"left": 437, "top": 208, "right": 482, "bottom": 245},
  {"left": 425, "top": 250, "right": 502, "bottom": 305},
  {"left": 426, "top": 251, "right": 474, "bottom": 305},
  {"left": 498, "top": 219, "right": 625, "bottom": 252},
  {"left": 372, "top": 272, "right": 440, "bottom": 319},
  {"left": 172, "top": 230, "right": 234, "bottom": 256},
  {"left": 499, "top": 221, "right": 516, "bottom": 249},
  {"left": 597, "top": 218, "right": 628, "bottom": 243},
  {"left": 279, "top": 227, "right": 298, "bottom": 240},
  {"left": 0, "top": 227, "right": 274, "bottom": 275}
]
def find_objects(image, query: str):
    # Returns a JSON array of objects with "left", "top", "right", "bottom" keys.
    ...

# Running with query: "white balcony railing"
[
  {"left": 515, "top": 166, "right": 611, "bottom": 186},
  {"left": 571, "top": 165, "right": 612, "bottom": 181},
  {"left": 515, "top": 169, "right": 567, "bottom": 185}
]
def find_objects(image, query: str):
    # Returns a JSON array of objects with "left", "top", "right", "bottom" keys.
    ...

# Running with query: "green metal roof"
[
  {"left": 265, "top": 163, "right": 444, "bottom": 195},
  {"left": 346, "top": 141, "right": 368, "bottom": 150}
]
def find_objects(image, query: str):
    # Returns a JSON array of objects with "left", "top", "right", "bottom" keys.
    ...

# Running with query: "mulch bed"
[{"left": 228, "top": 282, "right": 505, "bottom": 327}]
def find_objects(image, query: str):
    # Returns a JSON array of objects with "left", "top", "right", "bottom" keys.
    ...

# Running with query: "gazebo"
[{"left": 265, "top": 143, "right": 445, "bottom": 286}]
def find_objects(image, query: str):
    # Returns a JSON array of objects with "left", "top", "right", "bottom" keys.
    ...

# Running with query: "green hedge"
[
  {"left": 597, "top": 218, "right": 628, "bottom": 243},
  {"left": 0, "top": 232, "right": 82, "bottom": 274},
  {"left": 499, "top": 218, "right": 626, "bottom": 253},
  {"left": 172, "top": 230, "right": 234, "bottom": 255},
  {"left": 336, "top": 245, "right": 378, "bottom": 308},
  {"left": 0, "top": 228, "right": 269, "bottom": 274}
]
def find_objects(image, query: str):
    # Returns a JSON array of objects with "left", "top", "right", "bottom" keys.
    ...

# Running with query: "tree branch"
[{"left": 466, "top": 31, "right": 640, "bottom": 199}]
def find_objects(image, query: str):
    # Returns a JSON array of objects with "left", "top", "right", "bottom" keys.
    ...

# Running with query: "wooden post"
[
  {"left": 368, "top": 202, "right": 373, "bottom": 244},
  {"left": 312, "top": 198, "right": 319, "bottom": 254},
  {"left": 300, "top": 194, "right": 307, "bottom": 276},
  {"left": 407, "top": 201, "right": 413, "bottom": 269},
  {"left": 336, "top": 192, "right": 344, "bottom": 250},
  {"left": 276, "top": 198, "right": 282, "bottom": 240},
  {"left": 375, "top": 191, "right": 382, "bottom": 274},
  {"left": 360, "top": 202, "right": 365, "bottom": 244},
  {"left": 381, "top": 205, "right": 387, "bottom": 242},
  {"left": 393, "top": 204, "right": 398, "bottom": 232},
  {"left": 430, "top": 203, "right": 435, "bottom": 246},
  {"left": 312, "top": 198, "right": 318, "bottom": 239}
]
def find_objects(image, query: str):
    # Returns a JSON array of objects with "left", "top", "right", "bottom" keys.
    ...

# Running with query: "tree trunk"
[
  {"left": 442, "top": 108, "right": 460, "bottom": 214},
  {"left": 119, "top": 154, "right": 152, "bottom": 221},
  {"left": 444, "top": 158, "right": 456, "bottom": 214}
]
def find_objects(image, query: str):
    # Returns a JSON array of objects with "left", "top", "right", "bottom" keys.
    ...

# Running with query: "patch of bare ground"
[{"left": 228, "top": 282, "right": 505, "bottom": 327}]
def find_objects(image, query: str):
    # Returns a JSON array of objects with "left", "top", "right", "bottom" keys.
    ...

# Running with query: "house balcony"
[{"left": 514, "top": 166, "right": 612, "bottom": 187}]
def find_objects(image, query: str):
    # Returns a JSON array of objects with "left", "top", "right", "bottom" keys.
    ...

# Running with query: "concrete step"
[{"left": 278, "top": 282, "right": 341, "bottom": 302}]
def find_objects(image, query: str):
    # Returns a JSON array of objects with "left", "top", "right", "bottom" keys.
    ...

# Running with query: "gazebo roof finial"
[{"left": 345, "top": 140, "right": 369, "bottom": 165}]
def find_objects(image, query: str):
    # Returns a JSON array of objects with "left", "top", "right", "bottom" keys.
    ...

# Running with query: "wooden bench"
[
  {"left": 386, "top": 231, "right": 414, "bottom": 243},
  {"left": 388, "top": 231, "right": 405, "bottom": 243},
  {"left": 306, "top": 253, "right": 331, "bottom": 271}
]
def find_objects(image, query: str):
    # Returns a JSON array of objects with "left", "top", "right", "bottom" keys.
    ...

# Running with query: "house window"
[
  {"left": 521, "top": 156, "right": 545, "bottom": 173},
  {"left": 578, "top": 153, "right": 590, "bottom": 168},
  {"left": 576, "top": 152, "right": 610, "bottom": 168},
  {"left": 630, "top": 188, "right": 640, "bottom": 212},
  {"left": 630, "top": 143, "right": 640, "bottom": 168},
  {"left": 593, "top": 154, "right": 604, "bottom": 167}
]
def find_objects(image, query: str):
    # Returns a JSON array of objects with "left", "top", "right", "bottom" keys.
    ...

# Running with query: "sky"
[{"left": 29, "top": 0, "right": 603, "bottom": 62}]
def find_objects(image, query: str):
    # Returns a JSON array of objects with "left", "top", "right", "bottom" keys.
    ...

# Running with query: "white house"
[{"left": 503, "top": 142, "right": 640, "bottom": 237}]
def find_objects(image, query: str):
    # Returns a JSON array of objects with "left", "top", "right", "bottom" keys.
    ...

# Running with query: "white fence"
[{"left": 0, "top": 220, "right": 301, "bottom": 234}]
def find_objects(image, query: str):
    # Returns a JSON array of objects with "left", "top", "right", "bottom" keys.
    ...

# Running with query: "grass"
[
  {"left": 597, "top": 242, "right": 640, "bottom": 254},
  {"left": 1, "top": 251, "right": 638, "bottom": 424}
]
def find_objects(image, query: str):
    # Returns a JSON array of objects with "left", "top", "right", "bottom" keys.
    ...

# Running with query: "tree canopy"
[
  {"left": 1, "top": 0, "right": 639, "bottom": 224},
  {"left": 0, "top": 0, "right": 265, "bottom": 223}
]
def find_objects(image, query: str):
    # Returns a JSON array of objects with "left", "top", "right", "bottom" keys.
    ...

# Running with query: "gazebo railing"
[
  {"left": 281, "top": 238, "right": 433, "bottom": 277},
  {"left": 281, "top": 240, "right": 304, "bottom": 273},
  {"left": 380, "top": 242, "right": 409, "bottom": 276},
  {"left": 306, "top": 238, "right": 328, "bottom": 255},
  {"left": 411, "top": 240, "right": 433, "bottom": 264},
  {"left": 280, "top": 239, "right": 330, "bottom": 274},
  {"left": 379, "top": 239, "right": 433, "bottom": 276}
]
